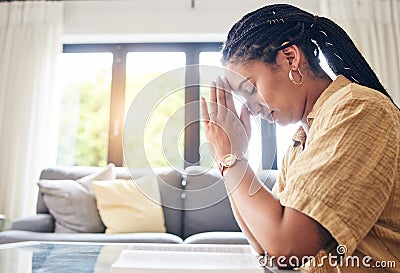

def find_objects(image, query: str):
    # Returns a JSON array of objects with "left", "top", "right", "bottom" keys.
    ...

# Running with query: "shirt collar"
[
  {"left": 307, "top": 75, "right": 351, "bottom": 121},
  {"left": 292, "top": 126, "right": 306, "bottom": 147},
  {"left": 291, "top": 75, "right": 351, "bottom": 146}
]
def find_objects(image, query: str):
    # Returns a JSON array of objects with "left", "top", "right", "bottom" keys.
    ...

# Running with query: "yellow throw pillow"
[{"left": 92, "top": 175, "right": 166, "bottom": 234}]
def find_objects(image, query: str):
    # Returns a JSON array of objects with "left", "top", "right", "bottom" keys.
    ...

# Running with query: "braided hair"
[{"left": 222, "top": 4, "right": 397, "bottom": 107}]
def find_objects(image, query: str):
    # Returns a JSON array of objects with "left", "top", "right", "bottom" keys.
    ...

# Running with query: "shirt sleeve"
[
  {"left": 279, "top": 96, "right": 399, "bottom": 256},
  {"left": 273, "top": 139, "right": 304, "bottom": 196}
]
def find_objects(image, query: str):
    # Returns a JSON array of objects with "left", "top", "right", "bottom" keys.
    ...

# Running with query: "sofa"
[{"left": 0, "top": 165, "right": 278, "bottom": 245}]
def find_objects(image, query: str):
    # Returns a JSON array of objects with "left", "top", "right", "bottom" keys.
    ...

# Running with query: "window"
[
  {"left": 125, "top": 52, "right": 186, "bottom": 169},
  {"left": 57, "top": 53, "right": 112, "bottom": 166},
  {"left": 57, "top": 43, "right": 280, "bottom": 169},
  {"left": 59, "top": 44, "right": 218, "bottom": 168}
]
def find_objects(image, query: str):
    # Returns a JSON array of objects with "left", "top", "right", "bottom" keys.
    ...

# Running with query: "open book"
[{"left": 110, "top": 243, "right": 275, "bottom": 273}]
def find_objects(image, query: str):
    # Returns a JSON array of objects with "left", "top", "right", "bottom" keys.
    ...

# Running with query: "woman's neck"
[{"left": 301, "top": 73, "right": 332, "bottom": 134}]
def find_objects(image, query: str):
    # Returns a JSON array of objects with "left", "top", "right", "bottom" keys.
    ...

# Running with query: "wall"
[{"left": 63, "top": 0, "right": 320, "bottom": 43}]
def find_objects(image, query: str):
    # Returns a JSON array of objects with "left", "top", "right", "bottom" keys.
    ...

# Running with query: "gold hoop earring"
[{"left": 289, "top": 68, "right": 303, "bottom": 85}]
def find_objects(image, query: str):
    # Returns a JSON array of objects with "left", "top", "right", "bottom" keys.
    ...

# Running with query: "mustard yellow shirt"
[{"left": 273, "top": 75, "right": 400, "bottom": 272}]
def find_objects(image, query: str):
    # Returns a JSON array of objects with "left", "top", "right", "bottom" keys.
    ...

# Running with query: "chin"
[{"left": 275, "top": 119, "right": 291, "bottom": 126}]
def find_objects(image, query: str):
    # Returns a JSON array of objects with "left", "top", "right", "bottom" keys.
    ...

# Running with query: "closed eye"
[{"left": 250, "top": 86, "right": 257, "bottom": 96}]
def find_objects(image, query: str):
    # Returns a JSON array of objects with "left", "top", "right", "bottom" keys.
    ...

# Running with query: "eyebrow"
[{"left": 236, "top": 77, "right": 252, "bottom": 91}]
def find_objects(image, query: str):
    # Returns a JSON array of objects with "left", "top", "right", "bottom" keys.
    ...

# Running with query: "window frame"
[{"left": 62, "top": 43, "right": 277, "bottom": 169}]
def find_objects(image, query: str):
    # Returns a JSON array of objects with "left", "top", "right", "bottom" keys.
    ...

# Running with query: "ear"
[{"left": 279, "top": 44, "right": 301, "bottom": 70}]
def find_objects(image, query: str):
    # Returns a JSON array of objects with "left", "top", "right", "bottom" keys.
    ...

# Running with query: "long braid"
[
  {"left": 222, "top": 4, "right": 397, "bottom": 108},
  {"left": 311, "top": 17, "right": 393, "bottom": 100}
]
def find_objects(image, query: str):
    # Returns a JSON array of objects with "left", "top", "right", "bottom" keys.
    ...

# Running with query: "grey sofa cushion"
[
  {"left": 182, "top": 167, "right": 240, "bottom": 239},
  {"left": 12, "top": 214, "right": 54, "bottom": 233},
  {"left": 37, "top": 164, "right": 115, "bottom": 233},
  {"left": 38, "top": 179, "right": 106, "bottom": 233},
  {"left": 183, "top": 231, "right": 249, "bottom": 245},
  {"left": 0, "top": 230, "right": 183, "bottom": 244},
  {"left": 154, "top": 170, "right": 184, "bottom": 237},
  {"left": 37, "top": 165, "right": 117, "bottom": 214}
]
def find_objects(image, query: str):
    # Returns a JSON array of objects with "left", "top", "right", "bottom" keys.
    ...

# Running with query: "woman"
[{"left": 201, "top": 4, "right": 399, "bottom": 272}]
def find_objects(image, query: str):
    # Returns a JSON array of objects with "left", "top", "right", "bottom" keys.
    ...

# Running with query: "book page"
[
  {"left": 125, "top": 243, "right": 253, "bottom": 254},
  {"left": 111, "top": 244, "right": 264, "bottom": 273}
]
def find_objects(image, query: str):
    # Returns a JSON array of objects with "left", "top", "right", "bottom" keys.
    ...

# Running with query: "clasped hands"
[{"left": 200, "top": 76, "right": 251, "bottom": 162}]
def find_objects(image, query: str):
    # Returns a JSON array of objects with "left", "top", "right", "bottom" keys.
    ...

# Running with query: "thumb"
[{"left": 240, "top": 104, "right": 251, "bottom": 139}]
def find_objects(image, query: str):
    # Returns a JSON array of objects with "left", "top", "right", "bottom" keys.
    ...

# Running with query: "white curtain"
[
  {"left": 0, "top": 1, "right": 63, "bottom": 220},
  {"left": 320, "top": 0, "right": 400, "bottom": 106}
]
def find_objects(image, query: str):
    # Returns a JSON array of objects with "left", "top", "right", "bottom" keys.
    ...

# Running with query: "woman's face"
[{"left": 225, "top": 60, "right": 306, "bottom": 126}]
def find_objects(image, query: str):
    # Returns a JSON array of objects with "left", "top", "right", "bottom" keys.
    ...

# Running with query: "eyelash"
[{"left": 250, "top": 86, "right": 257, "bottom": 96}]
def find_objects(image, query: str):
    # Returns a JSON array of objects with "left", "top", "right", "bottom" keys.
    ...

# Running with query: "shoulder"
[
  {"left": 317, "top": 82, "right": 399, "bottom": 126},
  {"left": 327, "top": 82, "right": 391, "bottom": 109}
]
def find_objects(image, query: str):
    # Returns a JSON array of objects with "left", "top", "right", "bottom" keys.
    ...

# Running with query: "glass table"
[
  {"left": 0, "top": 241, "right": 124, "bottom": 273},
  {"left": 0, "top": 241, "right": 301, "bottom": 273}
]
